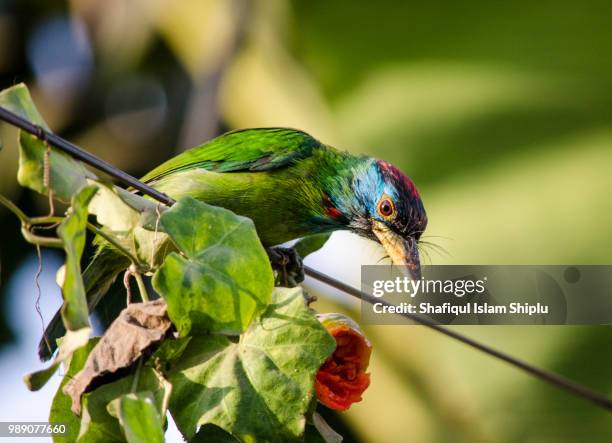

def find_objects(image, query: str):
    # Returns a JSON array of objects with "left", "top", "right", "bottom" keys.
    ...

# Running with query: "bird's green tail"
[{"left": 38, "top": 244, "right": 130, "bottom": 361}]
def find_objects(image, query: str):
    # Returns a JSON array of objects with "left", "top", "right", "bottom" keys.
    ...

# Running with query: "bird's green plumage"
[
  {"left": 141, "top": 128, "right": 321, "bottom": 178},
  {"left": 141, "top": 128, "right": 366, "bottom": 245},
  {"left": 40, "top": 127, "right": 424, "bottom": 360},
  {"left": 39, "top": 128, "right": 364, "bottom": 359}
]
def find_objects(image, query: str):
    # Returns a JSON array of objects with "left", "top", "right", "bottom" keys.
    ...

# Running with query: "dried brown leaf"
[{"left": 63, "top": 299, "right": 172, "bottom": 415}]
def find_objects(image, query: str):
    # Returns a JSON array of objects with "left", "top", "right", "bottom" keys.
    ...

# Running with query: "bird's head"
[{"left": 334, "top": 159, "right": 427, "bottom": 279}]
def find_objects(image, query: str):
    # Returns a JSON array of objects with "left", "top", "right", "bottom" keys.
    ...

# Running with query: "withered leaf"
[{"left": 64, "top": 299, "right": 172, "bottom": 415}]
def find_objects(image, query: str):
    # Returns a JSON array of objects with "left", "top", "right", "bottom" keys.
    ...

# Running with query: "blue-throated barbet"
[{"left": 39, "top": 128, "right": 427, "bottom": 360}]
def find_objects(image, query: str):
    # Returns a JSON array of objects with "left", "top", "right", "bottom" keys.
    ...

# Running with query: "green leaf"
[
  {"left": 294, "top": 233, "right": 331, "bottom": 258},
  {"left": 77, "top": 367, "right": 166, "bottom": 443},
  {"left": 18, "top": 132, "right": 90, "bottom": 201},
  {"left": 114, "top": 392, "right": 165, "bottom": 443},
  {"left": 152, "top": 197, "right": 274, "bottom": 335},
  {"left": 133, "top": 225, "right": 172, "bottom": 271},
  {"left": 0, "top": 83, "right": 49, "bottom": 130},
  {"left": 87, "top": 180, "right": 170, "bottom": 270},
  {"left": 0, "top": 83, "right": 90, "bottom": 201},
  {"left": 88, "top": 180, "right": 165, "bottom": 233},
  {"left": 88, "top": 182, "right": 141, "bottom": 233},
  {"left": 50, "top": 338, "right": 100, "bottom": 443},
  {"left": 152, "top": 337, "right": 192, "bottom": 364},
  {"left": 24, "top": 328, "right": 92, "bottom": 391},
  {"left": 78, "top": 376, "right": 138, "bottom": 443},
  {"left": 26, "top": 186, "right": 98, "bottom": 391},
  {"left": 58, "top": 185, "right": 98, "bottom": 331},
  {"left": 166, "top": 287, "right": 336, "bottom": 442},
  {"left": 190, "top": 424, "right": 240, "bottom": 442},
  {"left": 113, "top": 185, "right": 167, "bottom": 228}
]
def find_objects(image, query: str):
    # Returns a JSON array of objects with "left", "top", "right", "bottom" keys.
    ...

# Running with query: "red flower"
[{"left": 315, "top": 314, "right": 372, "bottom": 411}]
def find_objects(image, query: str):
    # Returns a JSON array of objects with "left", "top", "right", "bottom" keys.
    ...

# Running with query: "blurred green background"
[{"left": 0, "top": 0, "right": 611, "bottom": 442}]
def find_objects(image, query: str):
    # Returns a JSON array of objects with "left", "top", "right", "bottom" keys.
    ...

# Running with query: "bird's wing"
[{"left": 141, "top": 128, "right": 322, "bottom": 183}]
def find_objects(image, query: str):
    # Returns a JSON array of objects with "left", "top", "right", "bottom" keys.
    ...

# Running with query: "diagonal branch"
[{"left": 1, "top": 104, "right": 611, "bottom": 412}]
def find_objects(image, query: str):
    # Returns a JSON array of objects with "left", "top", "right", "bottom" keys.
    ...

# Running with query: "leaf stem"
[
  {"left": 0, "top": 193, "right": 28, "bottom": 223},
  {"left": 29, "top": 215, "right": 63, "bottom": 225},
  {"left": 0, "top": 194, "right": 145, "bottom": 265},
  {"left": 131, "top": 358, "right": 144, "bottom": 393},
  {"left": 30, "top": 214, "right": 142, "bottom": 267},
  {"left": 133, "top": 268, "right": 149, "bottom": 302},
  {"left": 20, "top": 226, "right": 63, "bottom": 248},
  {"left": 152, "top": 368, "right": 172, "bottom": 421},
  {"left": 0, "top": 198, "right": 63, "bottom": 247},
  {"left": 86, "top": 223, "right": 141, "bottom": 266}
]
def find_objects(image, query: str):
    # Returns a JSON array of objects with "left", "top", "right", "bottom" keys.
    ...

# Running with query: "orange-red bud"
[{"left": 315, "top": 313, "right": 372, "bottom": 411}]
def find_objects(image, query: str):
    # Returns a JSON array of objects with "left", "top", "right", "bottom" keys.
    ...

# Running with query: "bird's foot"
[{"left": 266, "top": 246, "right": 304, "bottom": 287}]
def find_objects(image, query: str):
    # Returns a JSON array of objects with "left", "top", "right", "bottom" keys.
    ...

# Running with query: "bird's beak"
[{"left": 372, "top": 220, "right": 421, "bottom": 280}]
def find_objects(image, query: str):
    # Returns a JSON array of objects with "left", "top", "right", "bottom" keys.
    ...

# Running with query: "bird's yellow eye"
[{"left": 377, "top": 197, "right": 395, "bottom": 219}]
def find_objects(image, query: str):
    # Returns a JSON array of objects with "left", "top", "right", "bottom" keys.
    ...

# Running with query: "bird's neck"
[{"left": 305, "top": 148, "right": 371, "bottom": 232}]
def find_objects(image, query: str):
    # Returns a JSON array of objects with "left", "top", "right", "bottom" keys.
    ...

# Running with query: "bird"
[{"left": 39, "top": 127, "right": 427, "bottom": 360}]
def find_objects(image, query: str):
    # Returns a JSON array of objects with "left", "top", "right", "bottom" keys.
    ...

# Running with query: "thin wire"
[
  {"left": 0, "top": 107, "right": 175, "bottom": 207},
  {"left": 1, "top": 104, "right": 611, "bottom": 412},
  {"left": 303, "top": 268, "right": 612, "bottom": 411}
]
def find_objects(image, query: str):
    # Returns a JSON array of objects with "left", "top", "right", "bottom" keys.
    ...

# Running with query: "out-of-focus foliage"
[{"left": 1, "top": 0, "right": 611, "bottom": 442}]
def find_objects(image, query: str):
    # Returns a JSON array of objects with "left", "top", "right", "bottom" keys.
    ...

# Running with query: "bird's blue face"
[{"left": 350, "top": 160, "right": 427, "bottom": 278}]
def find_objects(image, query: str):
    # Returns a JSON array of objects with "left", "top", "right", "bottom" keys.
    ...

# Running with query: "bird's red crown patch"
[{"left": 377, "top": 160, "right": 420, "bottom": 199}]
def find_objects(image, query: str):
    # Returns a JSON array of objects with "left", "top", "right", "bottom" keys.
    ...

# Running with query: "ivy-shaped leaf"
[
  {"left": 88, "top": 181, "right": 141, "bottom": 234},
  {"left": 76, "top": 367, "right": 166, "bottom": 443},
  {"left": 0, "top": 82, "right": 49, "bottom": 130},
  {"left": 87, "top": 180, "right": 170, "bottom": 270},
  {"left": 166, "top": 287, "right": 336, "bottom": 442},
  {"left": 110, "top": 392, "right": 165, "bottom": 443},
  {"left": 0, "top": 83, "right": 90, "bottom": 201},
  {"left": 24, "top": 328, "right": 92, "bottom": 391},
  {"left": 88, "top": 180, "right": 164, "bottom": 233},
  {"left": 58, "top": 185, "right": 98, "bottom": 331},
  {"left": 49, "top": 338, "right": 100, "bottom": 443},
  {"left": 152, "top": 197, "right": 274, "bottom": 335}
]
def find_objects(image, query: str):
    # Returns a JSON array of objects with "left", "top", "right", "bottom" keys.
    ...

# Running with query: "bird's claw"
[{"left": 266, "top": 246, "right": 304, "bottom": 287}]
